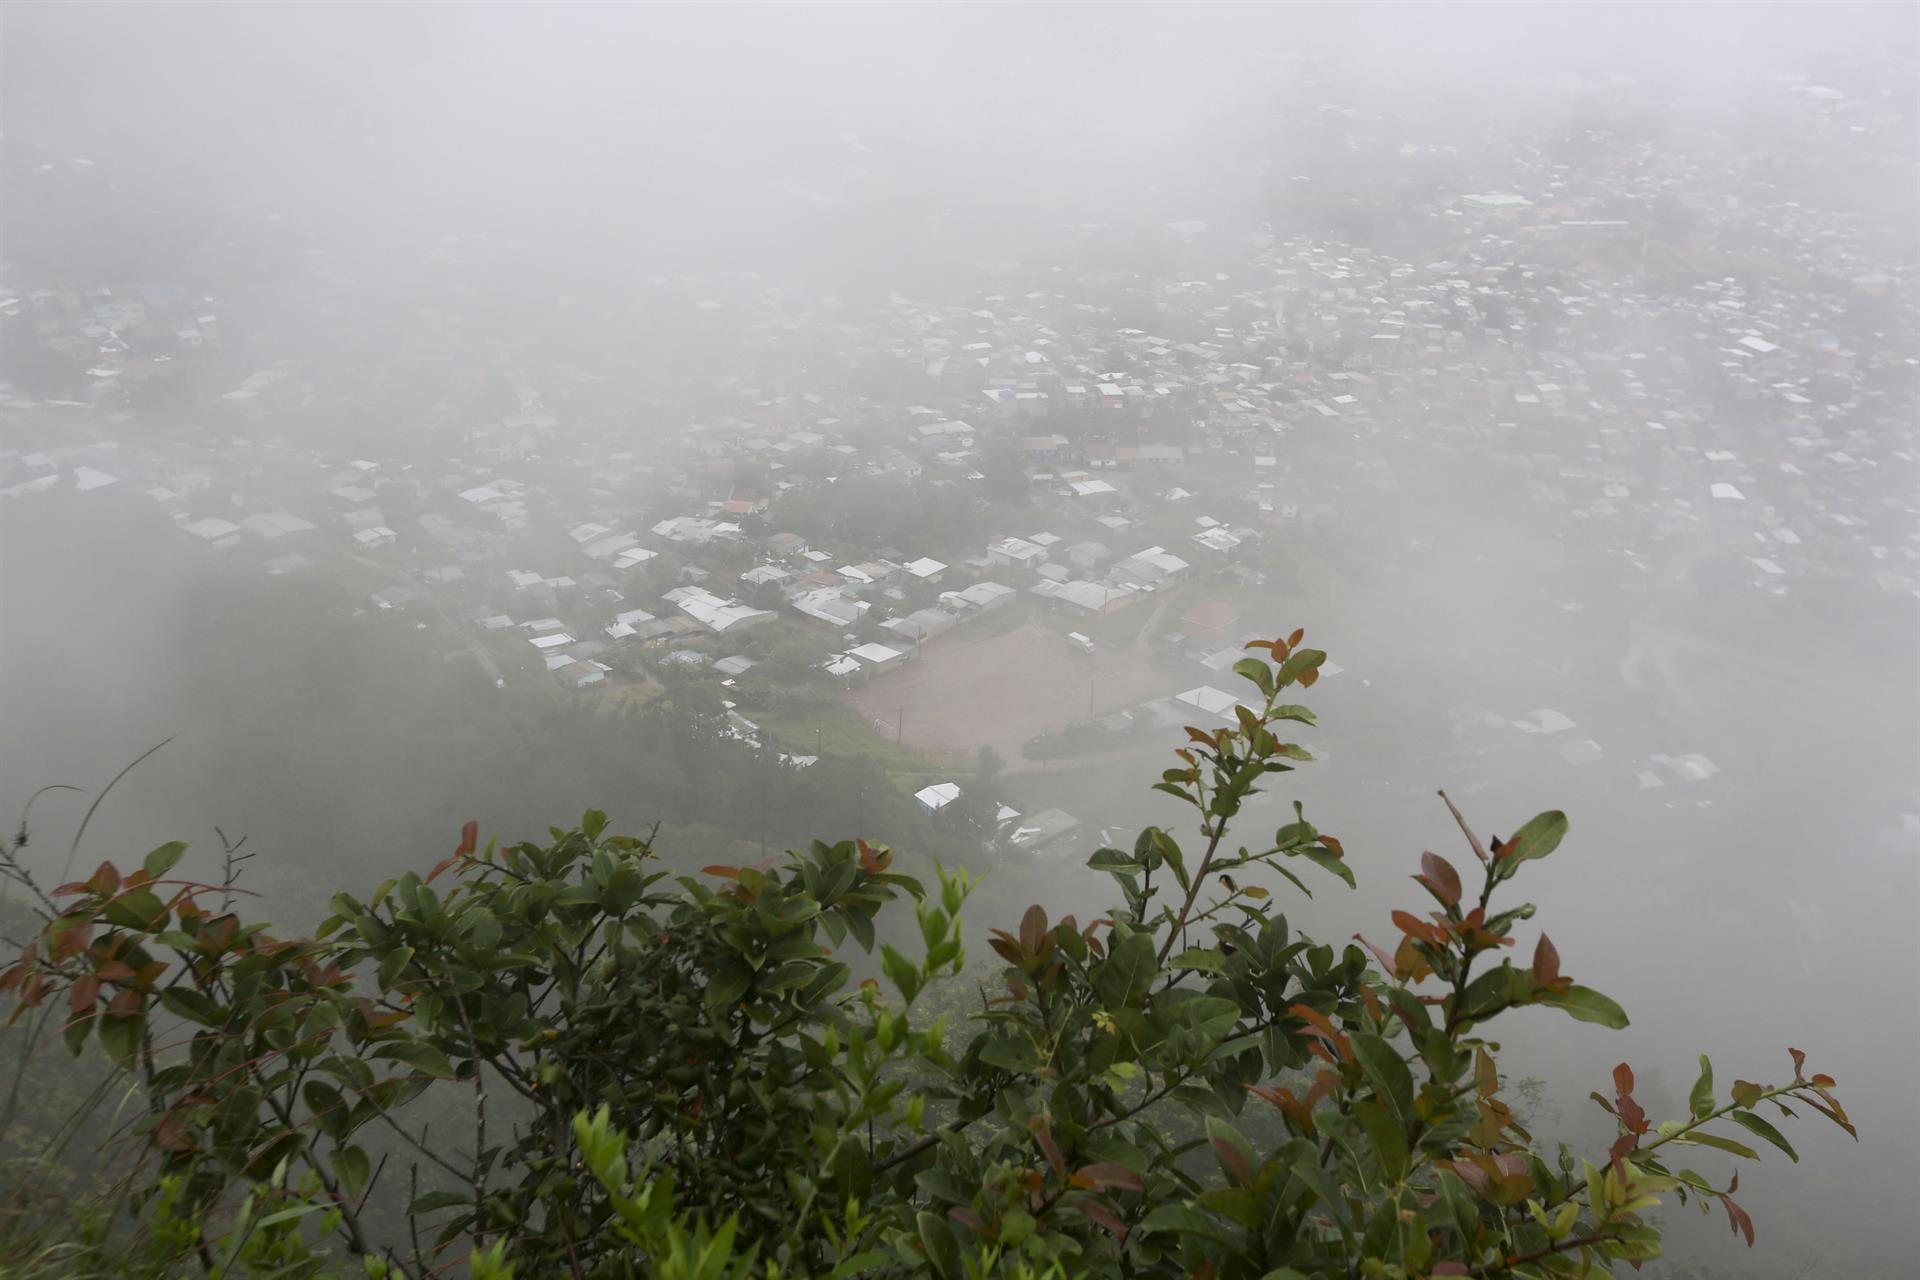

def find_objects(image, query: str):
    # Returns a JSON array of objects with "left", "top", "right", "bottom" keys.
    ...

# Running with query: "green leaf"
[
  {"left": 101, "top": 888, "right": 166, "bottom": 931},
  {"left": 303, "top": 1080, "right": 349, "bottom": 1140},
  {"left": 332, "top": 1145, "right": 371, "bottom": 1196},
  {"left": 1351, "top": 1032, "right": 1415, "bottom": 1123},
  {"left": 1670, "top": 1129, "right": 1759, "bottom": 1160},
  {"left": 374, "top": 1043, "right": 455, "bottom": 1079},
  {"left": 1727, "top": 1110, "right": 1798, "bottom": 1162},
  {"left": 158, "top": 987, "right": 221, "bottom": 1026},
  {"left": 1352, "top": 1099, "right": 1409, "bottom": 1182},
  {"left": 705, "top": 964, "right": 752, "bottom": 1012},
  {"left": 1087, "top": 847, "right": 1136, "bottom": 872},
  {"left": 1538, "top": 984, "right": 1630, "bottom": 1028},
  {"left": 1457, "top": 965, "right": 1516, "bottom": 1023},
  {"left": 1170, "top": 949, "right": 1227, "bottom": 974},
  {"left": 98, "top": 1011, "right": 143, "bottom": 1068},
  {"left": 1268, "top": 704, "right": 1317, "bottom": 726},
  {"left": 408, "top": 1190, "right": 471, "bottom": 1216},
  {"left": 1690, "top": 1054, "right": 1715, "bottom": 1120},
  {"left": 1288, "top": 844, "right": 1354, "bottom": 889},
  {"left": 1277, "top": 649, "right": 1326, "bottom": 688},
  {"left": 915, "top": 1210, "right": 963, "bottom": 1280},
  {"left": 1093, "top": 930, "right": 1157, "bottom": 1010},
  {"left": 581, "top": 810, "right": 609, "bottom": 842},
  {"left": 1137, "top": 1204, "right": 1245, "bottom": 1247},
  {"left": 142, "top": 842, "right": 188, "bottom": 880},
  {"left": 1233, "top": 658, "right": 1276, "bottom": 698},
  {"left": 377, "top": 946, "right": 416, "bottom": 990},
  {"left": 1500, "top": 811, "right": 1568, "bottom": 871}
]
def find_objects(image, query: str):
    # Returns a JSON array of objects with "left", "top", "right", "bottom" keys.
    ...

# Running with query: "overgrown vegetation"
[{"left": 0, "top": 632, "right": 1853, "bottom": 1277}]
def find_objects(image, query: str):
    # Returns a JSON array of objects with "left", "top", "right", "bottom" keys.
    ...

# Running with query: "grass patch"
[{"left": 750, "top": 696, "right": 965, "bottom": 787}]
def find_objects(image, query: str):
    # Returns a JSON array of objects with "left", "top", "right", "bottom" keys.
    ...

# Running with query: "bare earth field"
[{"left": 846, "top": 620, "right": 1171, "bottom": 761}]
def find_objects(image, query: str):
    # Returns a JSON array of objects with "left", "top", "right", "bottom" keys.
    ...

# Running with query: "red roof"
[{"left": 1182, "top": 600, "right": 1239, "bottom": 632}]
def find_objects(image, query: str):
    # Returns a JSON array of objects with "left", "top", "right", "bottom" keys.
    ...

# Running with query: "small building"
[
  {"left": 914, "top": 782, "right": 962, "bottom": 812},
  {"left": 848, "top": 642, "right": 908, "bottom": 673}
]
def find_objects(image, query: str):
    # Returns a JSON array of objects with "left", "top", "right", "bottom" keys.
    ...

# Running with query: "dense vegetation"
[{"left": 0, "top": 634, "right": 1852, "bottom": 1278}]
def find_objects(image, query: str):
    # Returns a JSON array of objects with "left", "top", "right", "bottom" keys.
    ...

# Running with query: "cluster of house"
[{"left": 4, "top": 63, "right": 1913, "bottom": 855}]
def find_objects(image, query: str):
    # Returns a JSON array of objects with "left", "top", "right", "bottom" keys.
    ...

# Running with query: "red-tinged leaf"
[
  {"left": 67, "top": 975, "right": 100, "bottom": 1015},
  {"left": 87, "top": 862, "right": 121, "bottom": 897},
  {"left": 1194, "top": 1260, "right": 1218, "bottom": 1280},
  {"left": 1070, "top": 1198, "right": 1129, "bottom": 1241},
  {"left": 1298, "top": 667, "right": 1318, "bottom": 688},
  {"left": 1035, "top": 1128, "right": 1066, "bottom": 1180},
  {"left": 1533, "top": 933, "right": 1561, "bottom": 985},
  {"left": 858, "top": 839, "right": 892, "bottom": 873},
  {"left": 948, "top": 1206, "right": 984, "bottom": 1231},
  {"left": 1185, "top": 726, "right": 1220, "bottom": 747},
  {"left": 1287, "top": 1002, "right": 1352, "bottom": 1060},
  {"left": 106, "top": 987, "right": 141, "bottom": 1019},
  {"left": 424, "top": 855, "right": 461, "bottom": 885},
  {"left": 1019, "top": 904, "right": 1048, "bottom": 954},
  {"left": 1074, "top": 1161, "right": 1144, "bottom": 1192},
  {"left": 50, "top": 882, "right": 88, "bottom": 898},
  {"left": 1809, "top": 1073, "right": 1835, "bottom": 1089},
  {"left": 1418, "top": 851, "right": 1463, "bottom": 907},
  {"left": 1353, "top": 933, "right": 1400, "bottom": 978},
  {"left": 702, "top": 865, "right": 742, "bottom": 880},
  {"left": 857, "top": 978, "right": 879, "bottom": 993},
  {"left": 1614, "top": 1063, "right": 1635, "bottom": 1096},
  {"left": 454, "top": 820, "right": 478, "bottom": 858},
  {"left": 1798, "top": 1093, "right": 1858, "bottom": 1140},
  {"left": 988, "top": 938, "right": 1025, "bottom": 966},
  {"left": 1609, "top": 1132, "right": 1638, "bottom": 1180},
  {"left": 1724, "top": 1196, "right": 1756, "bottom": 1247},
  {"left": 1394, "top": 935, "right": 1434, "bottom": 983},
  {"left": 1618, "top": 1093, "right": 1650, "bottom": 1135},
  {"left": 1787, "top": 1047, "right": 1806, "bottom": 1083},
  {"left": 1305, "top": 1070, "right": 1339, "bottom": 1109},
  {"left": 49, "top": 922, "right": 93, "bottom": 961},
  {"left": 1449, "top": 1159, "right": 1489, "bottom": 1194},
  {"left": 1286, "top": 628, "right": 1304, "bottom": 649},
  {"left": 1432, "top": 1266, "right": 1470, "bottom": 1277},
  {"left": 1391, "top": 909, "right": 1442, "bottom": 945},
  {"left": 1212, "top": 1136, "right": 1255, "bottom": 1187},
  {"left": 152, "top": 1110, "right": 196, "bottom": 1153}
]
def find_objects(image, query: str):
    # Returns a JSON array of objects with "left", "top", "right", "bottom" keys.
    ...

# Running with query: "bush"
[{"left": 0, "top": 630, "right": 1853, "bottom": 1277}]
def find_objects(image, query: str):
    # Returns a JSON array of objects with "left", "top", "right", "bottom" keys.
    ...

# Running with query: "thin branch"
[
  {"left": 62, "top": 737, "right": 175, "bottom": 882},
  {"left": 440, "top": 959, "right": 490, "bottom": 1241},
  {"left": 1467, "top": 1232, "right": 1616, "bottom": 1277}
]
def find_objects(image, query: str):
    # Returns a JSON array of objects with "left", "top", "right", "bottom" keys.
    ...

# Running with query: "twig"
[
  {"left": 441, "top": 959, "right": 490, "bottom": 1242},
  {"left": 1467, "top": 1232, "right": 1615, "bottom": 1277},
  {"left": 62, "top": 737, "right": 175, "bottom": 883},
  {"left": 13, "top": 784, "right": 83, "bottom": 850}
]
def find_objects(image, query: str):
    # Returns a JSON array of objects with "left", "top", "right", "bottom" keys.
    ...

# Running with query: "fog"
[{"left": 3, "top": 2, "right": 1916, "bottom": 1274}]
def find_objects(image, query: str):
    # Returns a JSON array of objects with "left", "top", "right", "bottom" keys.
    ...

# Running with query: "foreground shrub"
[{"left": 1, "top": 631, "right": 1852, "bottom": 1277}]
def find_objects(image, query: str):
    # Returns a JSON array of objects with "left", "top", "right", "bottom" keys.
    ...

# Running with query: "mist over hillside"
[{"left": 2, "top": 3, "right": 1915, "bottom": 1275}]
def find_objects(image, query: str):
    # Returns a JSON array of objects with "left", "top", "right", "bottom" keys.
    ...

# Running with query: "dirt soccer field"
[{"left": 846, "top": 620, "right": 1171, "bottom": 761}]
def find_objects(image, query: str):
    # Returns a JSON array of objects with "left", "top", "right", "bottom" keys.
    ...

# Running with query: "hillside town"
[{"left": 5, "top": 66, "right": 1915, "bottom": 861}]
